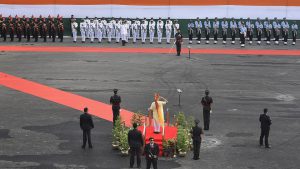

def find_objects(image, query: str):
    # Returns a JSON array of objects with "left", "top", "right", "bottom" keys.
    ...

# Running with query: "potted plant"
[
  {"left": 112, "top": 116, "right": 122, "bottom": 149},
  {"left": 119, "top": 127, "right": 130, "bottom": 156},
  {"left": 162, "top": 138, "right": 176, "bottom": 157},
  {"left": 176, "top": 112, "right": 186, "bottom": 128},
  {"left": 176, "top": 126, "right": 189, "bottom": 157}
]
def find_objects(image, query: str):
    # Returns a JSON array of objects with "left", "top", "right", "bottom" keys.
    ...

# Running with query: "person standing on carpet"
[
  {"left": 128, "top": 123, "right": 144, "bottom": 168},
  {"left": 190, "top": 119, "right": 204, "bottom": 160},
  {"left": 80, "top": 107, "right": 94, "bottom": 149},
  {"left": 148, "top": 93, "right": 168, "bottom": 134},
  {"left": 110, "top": 89, "right": 121, "bottom": 126},
  {"left": 144, "top": 137, "right": 159, "bottom": 169}
]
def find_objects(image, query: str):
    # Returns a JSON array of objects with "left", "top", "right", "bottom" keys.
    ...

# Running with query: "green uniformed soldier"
[
  {"left": 190, "top": 119, "right": 204, "bottom": 160},
  {"left": 175, "top": 29, "right": 183, "bottom": 56},
  {"left": 201, "top": 90, "right": 213, "bottom": 130}
]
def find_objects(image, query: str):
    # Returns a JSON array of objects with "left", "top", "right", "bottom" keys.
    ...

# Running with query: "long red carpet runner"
[
  {"left": 1, "top": 45, "right": 300, "bottom": 56},
  {"left": 0, "top": 72, "right": 176, "bottom": 154}
]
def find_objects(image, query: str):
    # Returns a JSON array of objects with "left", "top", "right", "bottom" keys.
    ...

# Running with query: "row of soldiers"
[
  {"left": 0, "top": 14, "right": 64, "bottom": 42},
  {"left": 187, "top": 17, "right": 298, "bottom": 46},
  {"left": 71, "top": 16, "right": 180, "bottom": 44}
]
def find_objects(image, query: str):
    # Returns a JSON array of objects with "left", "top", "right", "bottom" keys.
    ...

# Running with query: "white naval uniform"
[
  {"left": 90, "top": 22, "right": 96, "bottom": 42},
  {"left": 115, "top": 22, "right": 121, "bottom": 43},
  {"left": 85, "top": 19, "right": 90, "bottom": 38},
  {"left": 80, "top": 21, "right": 86, "bottom": 42},
  {"left": 141, "top": 23, "right": 147, "bottom": 43},
  {"left": 107, "top": 22, "right": 113, "bottom": 42},
  {"left": 97, "top": 21, "right": 103, "bottom": 42},
  {"left": 173, "top": 23, "right": 179, "bottom": 38},
  {"left": 71, "top": 22, "right": 78, "bottom": 42},
  {"left": 149, "top": 21, "right": 155, "bottom": 43},
  {"left": 165, "top": 22, "right": 172, "bottom": 43},
  {"left": 131, "top": 23, "right": 138, "bottom": 43},
  {"left": 157, "top": 21, "right": 164, "bottom": 43}
]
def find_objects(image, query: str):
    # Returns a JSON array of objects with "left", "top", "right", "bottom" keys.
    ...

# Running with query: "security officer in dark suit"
[
  {"left": 110, "top": 89, "right": 121, "bottom": 126},
  {"left": 128, "top": 123, "right": 144, "bottom": 168},
  {"left": 259, "top": 108, "right": 272, "bottom": 148},
  {"left": 144, "top": 137, "right": 159, "bottom": 169},
  {"left": 175, "top": 29, "right": 183, "bottom": 56},
  {"left": 190, "top": 119, "right": 204, "bottom": 160},
  {"left": 80, "top": 107, "right": 94, "bottom": 149},
  {"left": 201, "top": 89, "right": 213, "bottom": 130}
]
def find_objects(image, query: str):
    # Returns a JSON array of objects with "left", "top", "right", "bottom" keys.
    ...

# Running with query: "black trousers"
[
  {"left": 249, "top": 33, "right": 253, "bottom": 41},
  {"left": 10, "top": 33, "right": 14, "bottom": 41},
  {"left": 283, "top": 32, "right": 288, "bottom": 42},
  {"left": 130, "top": 147, "right": 141, "bottom": 168},
  {"left": 82, "top": 129, "right": 92, "bottom": 148},
  {"left": 257, "top": 32, "right": 262, "bottom": 41},
  {"left": 176, "top": 42, "right": 181, "bottom": 56},
  {"left": 196, "top": 31, "right": 201, "bottom": 41},
  {"left": 266, "top": 32, "right": 271, "bottom": 42},
  {"left": 146, "top": 158, "right": 157, "bottom": 169},
  {"left": 122, "top": 40, "right": 126, "bottom": 46},
  {"left": 205, "top": 30, "right": 210, "bottom": 40},
  {"left": 214, "top": 32, "right": 218, "bottom": 41},
  {"left": 189, "top": 33, "right": 193, "bottom": 41},
  {"left": 113, "top": 108, "right": 120, "bottom": 126},
  {"left": 222, "top": 32, "right": 227, "bottom": 41},
  {"left": 275, "top": 33, "right": 280, "bottom": 41},
  {"left": 203, "top": 109, "right": 210, "bottom": 130},
  {"left": 26, "top": 33, "right": 30, "bottom": 42},
  {"left": 240, "top": 34, "right": 245, "bottom": 44},
  {"left": 260, "top": 128, "right": 270, "bottom": 147},
  {"left": 231, "top": 31, "right": 236, "bottom": 41},
  {"left": 193, "top": 140, "right": 201, "bottom": 159},
  {"left": 17, "top": 33, "right": 22, "bottom": 42},
  {"left": 292, "top": 32, "right": 297, "bottom": 42}
]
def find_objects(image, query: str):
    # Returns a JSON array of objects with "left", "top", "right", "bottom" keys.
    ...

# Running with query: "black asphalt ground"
[{"left": 0, "top": 38, "right": 300, "bottom": 169}]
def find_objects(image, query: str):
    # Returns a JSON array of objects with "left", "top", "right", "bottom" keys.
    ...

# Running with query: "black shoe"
[
  {"left": 81, "top": 146, "right": 85, "bottom": 149},
  {"left": 193, "top": 157, "right": 199, "bottom": 160}
]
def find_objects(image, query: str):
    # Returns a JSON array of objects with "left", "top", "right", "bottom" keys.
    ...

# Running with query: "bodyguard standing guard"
[
  {"left": 128, "top": 123, "right": 144, "bottom": 168},
  {"left": 204, "top": 17, "right": 211, "bottom": 44},
  {"left": 190, "top": 119, "right": 204, "bottom": 160},
  {"left": 201, "top": 90, "right": 213, "bottom": 130},
  {"left": 188, "top": 19, "right": 194, "bottom": 44},
  {"left": 221, "top": 18, "right": 228, "bottom": 44},
  {"left": 291, "top": 21, "right": 298, "bottom": 45},
  {"left": 175, "top": 29, "right": 183, "bottom": 56},
  {"left": 259, "top": 108, "right": 272, "bottom": 148},
  {"left": 110, "top": 89, "right": 121, "bottom": 126},
  {"left": 195, "top": 17, "right": 202, "bottom": 44},
  {"left": 144, "top": 137, "right": 159, "bottom": 169},
  {"left": 80, "top": 107, "right": 94, "bottom": 149}
]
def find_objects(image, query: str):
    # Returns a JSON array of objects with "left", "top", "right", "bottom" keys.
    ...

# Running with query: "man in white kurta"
[{"left": 148, "top": 93, "right": 168, "bottom": 133}]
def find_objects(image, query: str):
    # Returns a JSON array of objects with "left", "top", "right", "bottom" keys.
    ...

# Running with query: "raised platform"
[{"left": 138, "top": 126, "right": 177, "bottom": 156}]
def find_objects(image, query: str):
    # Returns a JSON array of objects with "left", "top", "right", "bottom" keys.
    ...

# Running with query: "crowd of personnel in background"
[
  {"left": 0, "top": 14, "right": 64, "bottom": 42},
  {"left": 1, "top": 14, "right": 298, "bottom": 47}
]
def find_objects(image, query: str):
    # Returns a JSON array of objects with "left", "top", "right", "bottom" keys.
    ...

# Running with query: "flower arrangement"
[{"left": 130, "top": 112, "right": 144, "bottom": 126}]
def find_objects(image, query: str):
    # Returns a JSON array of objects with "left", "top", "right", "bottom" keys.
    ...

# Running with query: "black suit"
[
  {"left": 80, "top": 113, "right": 94, "bottom": 148},
  {"left": 191, "top": 125, "right": 204, "bottom": 159},
  {"left": 259, "top": 113, "right": 271, "bottom": 147},
  {"left": 128, "top": 128, "right": 144, "bottom": 168},
  {"left": 110, "top": 94, "right": 121, "bottom": 126},
  {"left": 144, "top": 143, "right": 159, "bottom": 169}
]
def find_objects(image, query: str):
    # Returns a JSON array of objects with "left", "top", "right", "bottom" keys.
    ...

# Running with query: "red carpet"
[
  {"left": 138, "top": 126, "right": 177, "bottom": 156},
  {"left": 1, "top": 45, "right": 300, "bottom": 56},
  {"left": 0, "top": 72, "right": 147, "bottom": 127}
]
